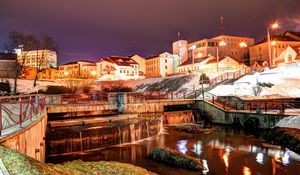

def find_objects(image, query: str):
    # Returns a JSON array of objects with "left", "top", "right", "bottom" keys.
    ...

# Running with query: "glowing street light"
[
  {"left": 90, "top": 70, "right": 97, "bottom": 76},
  {"left": 239, "top": 42, "right": 248, "bottom": 48},
  {"left": 267, "top": 22, "right": 279, "bottom": 67}
]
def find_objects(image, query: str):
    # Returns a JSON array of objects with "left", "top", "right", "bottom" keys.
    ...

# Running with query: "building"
[
  {"left": 58, "top": 60, "right": 97, "bottom": 79},
  {"left": 96, "top": 56, "right": 139, "bottom": 80},
  {"left": 129, "top": 54, "right": 146, "bottom": 75},
  {"left": 18, "top": 50, "right": 57, "bottom": 69},
  {"left": 173, "top": 35, "right": 255, "bottom": 65},
  {"left": 145, "top": 52, "right": 179, "bottom": 77},
  {"left": 273, "top": 45, "right": 300, "bottom": 66},
  {"left": 38, "top": 67, "right": 59, "bottom": 80},
  {"left": 21, "top": 67, "right": 37, "bottom": 80},
  {"left": 177, "top": 56, "right": 244, "bottom": 75},
  {"left": 249, "top": 31, "right": 300, "bottom": 66},
  {"left": 0, "top": 53, "right": 17, "bottom": 78}
]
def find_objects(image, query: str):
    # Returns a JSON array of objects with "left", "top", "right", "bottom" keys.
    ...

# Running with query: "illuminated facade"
[
  {"left": 249, "top": 32, "right": 300, "bottom": 66},
  {"left": 18, "top": 50, "right": 57, "bottom": 69},
  {"left": 145, "top": 52, "right": 179, "bottom": 77},
  {"left": 273, "top": 45, "right": 300, "bottom": 66},
  {"left": 96, "top": 56, "right": 139, "bottom": 80},
  {"left": 130, "top": 54, "right": 146, "bottom": 75},
  {"left": 38, "top": 67, "right": 59, "bottom": 80},
  {"left": 58, "top": 60, "right": 96, "bottom": 79},
  {"left": 173, "top": 35, "right": 254, "bottom": 65}
]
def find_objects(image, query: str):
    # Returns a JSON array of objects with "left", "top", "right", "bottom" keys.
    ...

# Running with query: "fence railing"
[
  {"left": 205, "top": 92, "right": 300, "bottom": 114},
  {"left": 209, "top": 67, "right": 252, "bottom": 86},
  {"left": 46, "top": 92, "right": 108, "bottom": 105},
  {"left": 0, "top": 95, "right": 46, "bottom": 136}
]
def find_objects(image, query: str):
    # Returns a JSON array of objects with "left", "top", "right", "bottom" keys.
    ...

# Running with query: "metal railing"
[
  {"left": 0, "top": 95, "right": 46, "bottom": 136},
  {"left": 46, "top": 92, "right": 108, "bottom": 105},
  {"left": 209, "top": 67, "right": 252, "bottom": 86},
  {"left": 205, "top": 92, "right": 300, "bottom": 114}
]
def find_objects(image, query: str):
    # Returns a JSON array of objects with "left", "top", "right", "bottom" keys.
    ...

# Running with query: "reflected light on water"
[
  {"left": 256, "top": 152, "right": 264, "bottom": 164},
  {"left": 282, "top": 152, "right": 290, "bottom": 165},
  {"left": 243, "top": 166, "right": 251, "bottom": 175},
  {"left": 193, "top": 141, "right": 202, "bottom": 156},
  {"left": 222, "top": 153, "right": 229, "bottom": 170},
  {"left": 202, "top": 159, "right": 209, "bottom": 174},
  {"left": 177, "top": 140, "right": 188, "bottom": 154},
  {"left": 274, "top": 151, "right": 281, "bottom": 162}
]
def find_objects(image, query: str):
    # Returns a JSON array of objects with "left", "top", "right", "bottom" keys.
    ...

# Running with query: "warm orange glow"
[
  {"left": 222, "top": 153, "right": 229, "bottom": 169},
  {"left": 90, "top": 70, "right": 97, "bottom": 76},
  {"left": 219, "top": 40, "right": 227, "bottom": 47},
  {"left": 271, "top": 40, "right": 277, "bottom": 46},
  {"left": 243, "top": 166, "right": 251, "bottom": 175},
  {"left": 239, "top": 42, "right": 247, "bottom": 48},
  {"left": 197, "top": 52, "right": 203, "bottom": 58},
  {"left": 271, "top": 22, "right": 279, "bottom": 29},
  {"left": 64, "top": 71, "right": 69, "bottom": 76}
]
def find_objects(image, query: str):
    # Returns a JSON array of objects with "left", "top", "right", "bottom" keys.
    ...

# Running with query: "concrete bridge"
[{"left": 0, "top": 95, "right": 47, "bottom": 162}]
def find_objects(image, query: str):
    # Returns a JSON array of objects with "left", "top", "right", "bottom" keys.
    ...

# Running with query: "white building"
[
  {"left": 273, "top": 45, "right": 300, "bottom": 66},
  {"left": 96, "top": 56, "right": 140, "bottom": 80},
  {"left": 18, "top": 50, "right": 57, "bottom": 69},
  {"left": 145, "top": 52, "right": 179, "bottom": 77}
]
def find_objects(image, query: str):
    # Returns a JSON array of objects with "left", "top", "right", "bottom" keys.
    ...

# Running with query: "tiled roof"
[
  {"left": 98, "top": 56, "right": 138, "bottom": 66},
  {"left": 180, "top": 56, "right": 210, "bottom": 66},
  {"left": 0, "top": 52, "right": 17, "bottom": 60},
  {"left": 254, "top": 35, "right": 299, "bottom": 46},
  {"left": 61, "top": 60, "right": 95, "bottom": 66}
]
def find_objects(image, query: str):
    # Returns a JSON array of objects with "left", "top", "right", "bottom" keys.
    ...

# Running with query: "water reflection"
[
  {"left": 202, "top": 159, "right": 209, "bottom": 174},
  {"left": 177, "top": 140, "right": 188, "bottom": 154},
  {"left": 193, "top": 141, "right": 202, "bottom": 156},
  {"left": 243, "top": 166, "right": 251, "bottom": 175},
  {"left": 256, "top": 152, "right": 264, "bottom": 164},
  {"left": 282, "top": 152, "right": 290, "bottom": 165}
]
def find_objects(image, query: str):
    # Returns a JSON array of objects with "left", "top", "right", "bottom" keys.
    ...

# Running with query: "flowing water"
[{"left": 47, "top": 126, "right": 300, "bottom": 175}]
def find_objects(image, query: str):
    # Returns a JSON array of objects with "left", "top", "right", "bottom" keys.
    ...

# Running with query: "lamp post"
[
  {"left": 239, "top": 41, "right": 248, "bottom": 65},
  {"left": 267, "top": 22, "right": 279, "bottom": 67},
  {"left": 217, "top": 40, "right": 227, "bottom": 73}
]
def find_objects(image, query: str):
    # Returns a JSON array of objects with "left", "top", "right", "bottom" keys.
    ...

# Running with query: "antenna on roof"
[
  {"left": 177, "top": 32, "right": 181, "bottom": 40},
  {"left": 220, "top": 16, "right": 224, "bottom": 35}
]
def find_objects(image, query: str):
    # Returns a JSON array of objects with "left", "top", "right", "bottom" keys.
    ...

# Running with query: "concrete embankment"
[{"left": 267, "top": 127, "right": 300, "bottom": 154}]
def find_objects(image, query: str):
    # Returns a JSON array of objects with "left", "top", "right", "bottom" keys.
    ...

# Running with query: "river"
[{"left": 47, "top": 125, "right": 300, "bottom": 175}]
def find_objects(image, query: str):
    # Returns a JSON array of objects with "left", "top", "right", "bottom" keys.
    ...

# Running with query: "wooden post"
[
  {"left": 19, "top": 98, "right": 22, "bottom": 127},
  {"left": 0, "top": 103, "right": 2, "bottom": 136},
  {"left": 265, "top": 101, "right": 267, "bottom": 112}
]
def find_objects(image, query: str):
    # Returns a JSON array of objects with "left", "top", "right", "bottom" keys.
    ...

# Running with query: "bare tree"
[
  {"left": 33, "top": 35, "right": 57, "bottom": 87},
  {"left": 6, "top": 31, "right": 38, "bottom": 94}
]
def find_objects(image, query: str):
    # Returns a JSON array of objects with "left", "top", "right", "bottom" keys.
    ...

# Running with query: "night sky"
[{"left": 1, "top": 0, "right": 300, "bottom": 65}]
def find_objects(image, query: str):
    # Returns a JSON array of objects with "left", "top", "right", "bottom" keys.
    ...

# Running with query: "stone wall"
[{"left": 0, "top": 112, "right": 47, "bottom": 162}]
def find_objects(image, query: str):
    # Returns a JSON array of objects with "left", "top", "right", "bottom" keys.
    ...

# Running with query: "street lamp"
[
  {"left": 267, "top": 22, "right": 279, "bottom": 67},
  {"left": 217, "top": 40, "right": 227, "bottom": 72}
]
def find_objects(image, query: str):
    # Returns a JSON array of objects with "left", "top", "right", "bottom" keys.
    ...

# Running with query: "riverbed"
[{"left": 47, "top": 126, "right": 300, "bottom": 175}]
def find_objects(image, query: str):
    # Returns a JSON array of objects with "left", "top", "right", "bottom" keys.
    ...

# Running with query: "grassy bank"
[
  {"left": 267, "top": 127, "right": 300, "bottom": 154},
  {"left": 147, "top": 148, "right": 203, "bottom": 171},
  {"left": 0, "top": 146, "right": 155, "bottom": 175}
]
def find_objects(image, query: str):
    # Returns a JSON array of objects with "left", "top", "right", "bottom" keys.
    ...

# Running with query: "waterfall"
[
  {"left": 129, "top": 124, "right": 136, "bottom": 142},
  {"left": 146, "top": 121, "right": 150, "bottom": 137}
]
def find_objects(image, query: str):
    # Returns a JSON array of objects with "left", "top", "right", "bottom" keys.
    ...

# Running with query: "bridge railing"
[
  {"left": 209, "top": 67, "right": 252, "bottom": 86},
  {"left": 205, "top": 92, "right": 300, "bottom": 114},
  {"left": 46, "top": 92, "right": 109, "bottom": 105},
  {"left": 0, "top": 95, "right": 46, "bottom": 136}
]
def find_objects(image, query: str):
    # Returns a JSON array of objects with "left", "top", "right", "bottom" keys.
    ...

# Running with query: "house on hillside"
[
  {"left": 129, "top": 54, "right": 146, "bottom": 76},
  {"left": 58, "top": 60, "right": 97, "bottom": 79},
  {"left": 96, "top": 56, "right": 140, "bottom": 80},
  {"left": 177, "top": 56, "right": 245, "bottom": 74},
  {"left": 273, "top": 45, "right": 300, "bottom": 66},
  {"left": 145, "top": 52, "right": 179, "bottom": 77}
]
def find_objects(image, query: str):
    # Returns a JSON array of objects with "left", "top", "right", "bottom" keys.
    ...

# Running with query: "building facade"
[
  {"left": 96, "top": 56, "right": 139, "bottom": 80},
  {"left": 130, "top": 54, "right": 146, "bottom": 75},
  {"left": 0, "top": 53, "right": 17, "bottom": 78},
  {"left": 145, "top": 52, "right": 179, "bottom": 77},
  {"left": 273, "top": 45, "right": 300, "bottom": 66},
  {"left": 58, "top": 60, "right": 96, "bottom": 79},
  {"left": 18, "top": 50, "right": 57, "bottom": 69},
  {"left": 173, "top": 35, "right": 255, "bottom": 65},
  {"left": 38, "top": 67, "right": 59, "bottom": 80},
  {"left": 249, "top": 32, "right": 300, "bottom": 66}
]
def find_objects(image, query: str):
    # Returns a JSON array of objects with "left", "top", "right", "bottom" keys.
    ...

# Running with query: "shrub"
[
  {"left": 147, "top": 148, "right": 203, "bottom": 171},
  {"left": 40, "top": 85, "right": 72, "bottom": 94},
  {"left": 0, "top": 80, "right": 11, "bottom": 94}
]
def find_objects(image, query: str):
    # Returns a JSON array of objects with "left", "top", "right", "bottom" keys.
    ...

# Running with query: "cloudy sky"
[{"left": 0, "top": 0, "right": 300, "bottom": 64}]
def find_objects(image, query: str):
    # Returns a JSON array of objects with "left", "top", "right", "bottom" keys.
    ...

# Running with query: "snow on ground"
[
  {"left": 209, "top": 63, "right": 300, "bottom": 98},
  {"left": 1, "top": 78, "right": 59, "bottom": 94},
  {"left": 276, "top": 116, "right": 300, "bottom": 129}
]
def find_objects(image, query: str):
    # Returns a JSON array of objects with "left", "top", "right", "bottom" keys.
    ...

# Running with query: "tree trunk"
[
  {"left": 13, "top": 75, "right": 17, "bottom": 95},
  {"left": 33, "top": 67, "right": 38, "bottom": 87}
]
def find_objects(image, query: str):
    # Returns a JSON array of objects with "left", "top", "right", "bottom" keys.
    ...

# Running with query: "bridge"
[{"left": 0, "top": 95, "right": 47, "bottom": 162}]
